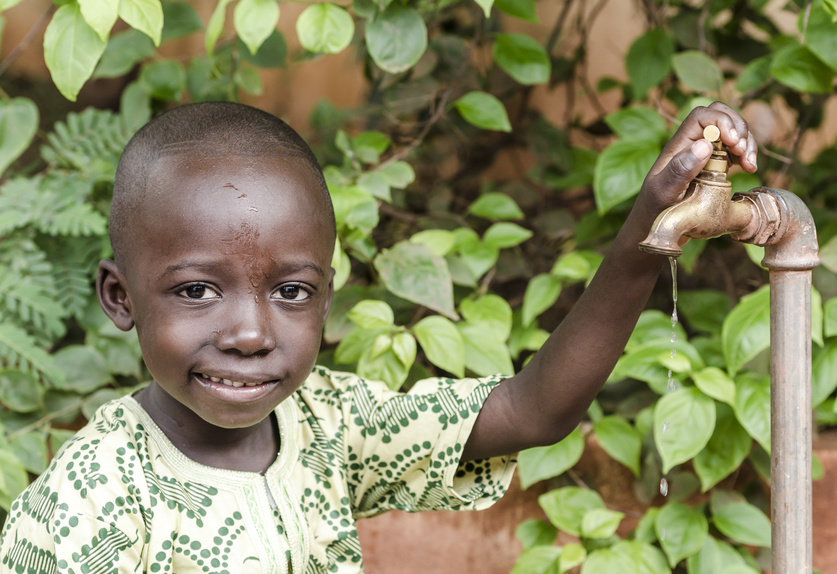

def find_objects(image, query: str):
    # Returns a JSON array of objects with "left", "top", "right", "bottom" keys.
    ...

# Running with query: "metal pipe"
[{"left": 758, "top": 188, "right": 819, "bottom": 574}]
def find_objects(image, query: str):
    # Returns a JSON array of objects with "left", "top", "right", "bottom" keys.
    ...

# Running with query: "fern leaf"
[
  {"left": 0, "top": 177, "right": 42, "bottom": 236},
  {"left": 0, "top": 323, "right": 64, "bottom": 387},
  {"left": 41, "top": 237, "right": 99, "bottom": 319},
  {"left": 0, "top": 269, "right": 68, "bottom": 340},
  {"left": 40, "top": 203, "right": 107, "bottom": 237}
]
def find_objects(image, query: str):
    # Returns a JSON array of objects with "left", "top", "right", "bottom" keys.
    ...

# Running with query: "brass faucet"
[{"left": 638, "top": 125, "right": 774, "bottom": 256}]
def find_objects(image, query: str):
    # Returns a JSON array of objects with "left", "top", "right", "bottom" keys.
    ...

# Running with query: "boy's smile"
[{"left": 98, "top": 152, "right": 334, "bottom": 468}]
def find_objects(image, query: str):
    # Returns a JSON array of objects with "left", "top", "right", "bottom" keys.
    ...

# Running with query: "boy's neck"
[{"left": 135, "top": 382, "right": 281, "bottom": 474}]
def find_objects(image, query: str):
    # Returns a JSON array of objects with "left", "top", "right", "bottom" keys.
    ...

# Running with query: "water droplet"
[
  {"left": 670, "top": 349, "right": 677, "bottom": 359},
  {"left": 660, "top": 477, "right": 669, "bottom": 497},
  {"left": 667, "top": 378, "right": 676, "bottom": 392},
  {"left": 662, "top": 420, "right": 670, "bottom": 433},
  {"left": 670, "top": 332, "right": 678, "bottom": 343}
]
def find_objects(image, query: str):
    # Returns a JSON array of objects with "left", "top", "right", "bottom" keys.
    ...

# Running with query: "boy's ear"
[
  {"left": 322, "top": 268, "right": 336, "bottom": 323},
  {"left": 97, "top": 259, "right": 135, "bottom": 331}
]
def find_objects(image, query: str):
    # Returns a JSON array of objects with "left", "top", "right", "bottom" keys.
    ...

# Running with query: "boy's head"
[{"left": 97, "top": 102, "right": 337, "bottom": 431}]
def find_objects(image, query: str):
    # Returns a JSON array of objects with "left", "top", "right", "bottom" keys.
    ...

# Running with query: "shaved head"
[{"left": 110, "top": 102, "right": 334, "bottom": 266}]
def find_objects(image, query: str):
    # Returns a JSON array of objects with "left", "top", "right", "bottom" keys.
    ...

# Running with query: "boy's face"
[{"left": 108, "top": 153, "right": 334, "bottom": 431}]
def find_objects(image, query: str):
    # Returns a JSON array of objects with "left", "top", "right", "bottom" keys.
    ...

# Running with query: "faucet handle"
[{"left": 703, "top": 125, "right": 721, "bottom": 143}]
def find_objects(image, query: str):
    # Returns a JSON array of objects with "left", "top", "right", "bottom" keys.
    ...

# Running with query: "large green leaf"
[
  {"left": 44, "top": 3, "right": 107, "bottom": 101},
  {"left": 139, "top": 60, "right": 186, "bottom": 100},
  {"left": 712, "top": 502, "right": 771, "bottom": 547},
  {"left": 733, "top": 373, "right": 771, "bottom": 452},
  {"left": 494, "top": 0, "right": 537, "bottom": 22},
  {"left": 521, "top": 274, "right": 562, "bottom": 327},
  {"left": 672, "top": 50, "right": 722, "bottom": 93},
  {"left": 234, "top": 0, "right": 280, "bottom": 55},
  {"left": 722, "top": 286, "right": 770, "bottom": 376},
  {"left": 611, "top": 540, "right": 670, "bottom": 574},
  {"left": 454, "top": 91, "right": 512, "bottom": 132},
  {"left": 581, "top": 548, "right": 634, "bottom": 573},
  {"left": 459, "top": 295, "right": 512, "bottom": 341},
  {"left": 626, "top": 28, "right": 674, "bottom": 97},
  {"left": 806, "top": 5, "right": 837, "bottom": 72},
  {"left": 493, "top": 33, "right": 551, "bottom": 85},
  {"left": 0, "top": 369, "right": 44, "bottom": 413},
  {"left": 770, "top": 43, "right": 835, "bottom": 93},
  {"left": 467, "top": 192, "right": 524, "bottom": 220},
  {"left": 655, "top": 502, "right": 707, "bottom": 567},
  {"left": 0, "top": 98, "right": 38, "bottom": 177},
  {"left": 10, "top": 430, "right": 48, "bottom": 474},
  {"left": 539, "top": 487, "right": 605, "bottom": 536},
  {"left": 347, "top": 300, "right": 394, "bottom": 329},
  {"left": 483, "top": 222, "right": 533, "bottom": 249},
  {"left": 692, "top": 367, "right": 735, "bottom": 406},
  {"left": 457, "top": 322, "right": 514, "bottom": 376},
  {"left": 94, "top": 29, "right": 156, "bottom": 78},
  {"left": 161, "top": 1, "right": 203, "bottom": 41},
  {"left": 593, "top": 139, "right": 660, "bottom": 214},
  {"left": 686, "top": 536, "right": 750, "bottom": 574},
  {"left": 514, "top": 519, "right": 558, "bottom": 550},
  {"left": 0, "top": 448, "right": 29, "bottom": 510},
  {"left": 205, "top": 0, "right": 233, "bottom": 54},
  {"left": 813, "top": 339, "right": 837, "bottom": 407},
  {"left": 654, "top": 387, "right": 715, "bottom": 473},
  {"left": 297, "top": 3, "right": 353, "bottom": 55},
  {"left": 78, "top": 0, "right": 119, "bottom": 41},
  {"left": 118, "top": 0, "right": 163, "bottom": 46},
  {"left": 594, "top": 416, "right": 641, "bottom": 476},
  {"left": 694, "top": 404, "right": 751, "bottom": 491},
  {"left": 413, "top": 315, "right": 465, "bottom": 377},
  {"left": 366, "top": 5, "right": 427, "bottom": 73},
  {"left": 518, "top": 428, "right": 584, "bottom": 489},
  {"left": 374, "top": 242, "right": 457, "bottom": 319},
  {"left": 604, "top": 107, "right": 667, "bottom": 142},
  {"left": 52, "top": 345, "right": 111, "bottom": 394},
  {"left": 510, "top": 545, "right": 562, "bottom": 574},
  {"left": 581, "top": 508, "right": 625, "bottom": 539}
]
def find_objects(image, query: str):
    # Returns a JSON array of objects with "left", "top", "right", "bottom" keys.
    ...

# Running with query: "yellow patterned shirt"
[{"left": 0, "top": 367, "right": 516, "bottom": 574}]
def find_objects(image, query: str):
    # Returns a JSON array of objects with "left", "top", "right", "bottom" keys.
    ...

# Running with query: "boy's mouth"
[{"left": 198, "top": 373, "right": 274, "bottom": 387}]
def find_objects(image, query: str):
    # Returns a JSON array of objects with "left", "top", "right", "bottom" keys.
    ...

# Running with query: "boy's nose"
[{"left": 215, "top": 299, "right": 277, "bottom": 356}]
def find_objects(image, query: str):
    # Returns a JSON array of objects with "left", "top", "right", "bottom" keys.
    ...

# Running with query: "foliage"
[{"left": 0, "top": 0, "right": 836, "bottom": 572}]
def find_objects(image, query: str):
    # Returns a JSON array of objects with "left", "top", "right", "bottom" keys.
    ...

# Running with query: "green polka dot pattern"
[{"left": 0, "top": 367, "right": 516, "bottom": 573}]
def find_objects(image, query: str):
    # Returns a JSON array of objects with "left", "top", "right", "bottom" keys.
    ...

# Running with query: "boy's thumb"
[{"left": 661, "top": 139, "right": 713, "bottom": 192}]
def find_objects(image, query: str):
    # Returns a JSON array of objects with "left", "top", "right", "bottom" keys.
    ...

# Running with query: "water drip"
[{"left": 659, "top": 477, "right": 669, "bottom": 497}]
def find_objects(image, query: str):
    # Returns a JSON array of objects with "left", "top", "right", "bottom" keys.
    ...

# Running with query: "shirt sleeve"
[{"left": 325, "top": 370, "right": 518, "bottom": 518}]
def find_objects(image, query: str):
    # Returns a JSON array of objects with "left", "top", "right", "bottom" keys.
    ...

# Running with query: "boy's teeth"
[{"left": 201, "top": 373, "right": 261, "bottom": 387}]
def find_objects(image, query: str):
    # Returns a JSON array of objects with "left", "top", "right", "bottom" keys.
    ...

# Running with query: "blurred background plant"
[{"left": 0, "top": 0, "right": 836, "bottom": 572}]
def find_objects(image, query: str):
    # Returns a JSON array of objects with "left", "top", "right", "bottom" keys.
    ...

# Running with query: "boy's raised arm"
[{"left": 462, "top": 102, "right": 759, "bottom": 462}]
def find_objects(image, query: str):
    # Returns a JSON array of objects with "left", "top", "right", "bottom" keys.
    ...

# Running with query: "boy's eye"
[
  {"left": 275, "top": 285, "right": 310, "bottom": 301},
  {"left": 178, "top": 284, "right": 218, "bottom": 300}
]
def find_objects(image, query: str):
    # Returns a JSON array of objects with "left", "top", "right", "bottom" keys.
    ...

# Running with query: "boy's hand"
[{"left": 636, "top": 101, "right": 759, "bottom": 219}]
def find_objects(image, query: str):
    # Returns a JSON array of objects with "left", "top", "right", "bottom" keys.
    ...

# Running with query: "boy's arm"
[{"left": 462, "top": 102, "right": 759, "bottom": 461}]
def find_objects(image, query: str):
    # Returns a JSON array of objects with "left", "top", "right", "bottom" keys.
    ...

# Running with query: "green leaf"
[
  {"left": 483, "top": 222, "right": 533, "bottom": 249},
  {"left": 559, "top": 543, "right": 587, "bottom": 573},
  {"left": 604, "top": 107, "right": 667, "bottom": 142},
  {"left": 454, "top": 91, "right": 512, "bottom": 132},
  {"left": 10, "top": 431, "right": 48, "bottom": 474},
  {"left": 813, "top": 339, "right": 837, "bottom": 407},
  {"left": 391, "top": 332, "right": 416, "bottom": 368},
  {"left": 806, "top": 5, "right": 837, "bottom": 72},
  {"left": 44, "top": 3, "right": 107, "bottom": 101},
  {"left": 736, "top": 55, "right": 772, "bottom": 93},
  {"left": 467, "top": 192, "right": 524, "bottom": 220},
  {"left": 825, "top": 296, "right": 837, "bottom": 337},
  {"left": 378, "top": 161, "right": 415, "bottom": 188},
  {"left": 348, "top": 131, "right": 391, "bottom": 163},
  {"left": 581, "top": 508, "right": 624, "bottom": 539},
  {"left": 594, "top": 416, "right": 641, "bottom": 476},
  {"left": 94, "top": 29, "right": 156, "bottom": 78},
  {"left": 678, "top": 289, "right": 730, "bottom": 335},
  {"left": 460, "top": 295, "right": 512, "bottom": 340},
  {"left": 206, "top": 0, "right": 234, "bottom": 54},
  {"left": 52, "top": 345, "right": 110, "bottom": 394},
  {"left": 335, "top": 326, "right": 386, "bottom": 364},
  {"left": 692, "top": 367, "right": 736, "bottom": 405},
  {"left": 712, "top": 502, "right": 771, "bottom": 547},
  {"left": 655, "top": 502, "right": 708, "bottom": 567},
  {"left": 0, "top": 323, "right": 64, "bottom": 386},
  {"left": 770, "top": 43, "right": 835, "bottom": 94},
  {"left": 357, "top": 171, "right": 391, "bottom": 201},
  {"left": 374, "top": 242, "right": 457, "bottom": 320},
  {"left": 493, "top": 33, "right": 551, "bottom": 85},
  {"left": 539, "top": 486, "right": 605, "bottom": 536},
  {"left": 611, "top": 540, "right": 670, "bottom": 574},
  {"left": 474, "top": 0, "right": 494, "bottom": 18},
  {"left": 457, "top": 322, "right": 514, "bottom": 376},
  {"left": 522, "top": 274, "right": 562, "bottom": 327},
  {"left": 734, "top": 373, "right": 771, "bottom": 452},
  {"left": 413, "top": 315, "right": 465, "bottom": 377},
  {"left": 654, "top": 387, "right": 715, "bottom": 473},
  {"left": 694, "top": 404, "right": 751, "bottom": 491},
  {"left": 297, "top": 3, "right": 353, "bottom": 55},
  {"left": 78, "top": 0, "right": 119, "bottom": 41},
  {"left": 139, "top": 59, "right": 186, "bottom": 100},
  {"left": 551, "top": 251, "right": 599, "bottom": 282},
  {"left": 580, "top": 548, "right": 634, "bottom": 572},
  {"left": 686, "top": 535, "right": 749, "bottom": 574},
  {"left": 626, "top": 28, "right": 674, "bottom": 97},
  {"left": 722, "top": 286, "right": 770, "bottom": 376},
  {"left": 409, "top": 229, "right": 456, "bottom": 257},
  {"left": 518, "top": 428, "right": 584, "bottom": 489},
  {"left": 161, "top": 1, "right": 203, "bottom": 41},
  {"left": 366, "top": 5, "right": 427, "bottom": 73},
  {"left": 593, "top": 139, "right": 660, "bottom": 214},
  {"left": 347, "top": 300, "right": 394, "bottom": 329},
  {"left": 0, "top": 448, "right": 29, "bottom": 510},
  {"left": 0, "top": 369, "right": 44, "bottom": 413},
  {"left": 494, "top": 0, "right": 537, "bottom": 22},
  {"left": 511, "top": 545, "right": 562, "bottom": 574},
  {"left": 238, "top": 29, "right": 287, "bottom": 68},
  {"left": 358, "top": 344, "right": 409, "bottom": 390},
  {"left": 0, "top": 98, "right": 38, "bottom": 177},
  {"left": 514, "top": 519, "right": 557, "bottom": 550},
  {"left": 118, "top": 0, "right": 163, "bottom": 46},
  {"left": 672, "top": 50, "right": 723, "bottom": 93},
  {"left": 234, "top": 0, "right": 280, "bottom": 55}
]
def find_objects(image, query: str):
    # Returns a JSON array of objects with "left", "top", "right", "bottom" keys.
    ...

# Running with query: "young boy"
[{"left": 0, "top": 101, "right": 757, "bottom": 573}]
